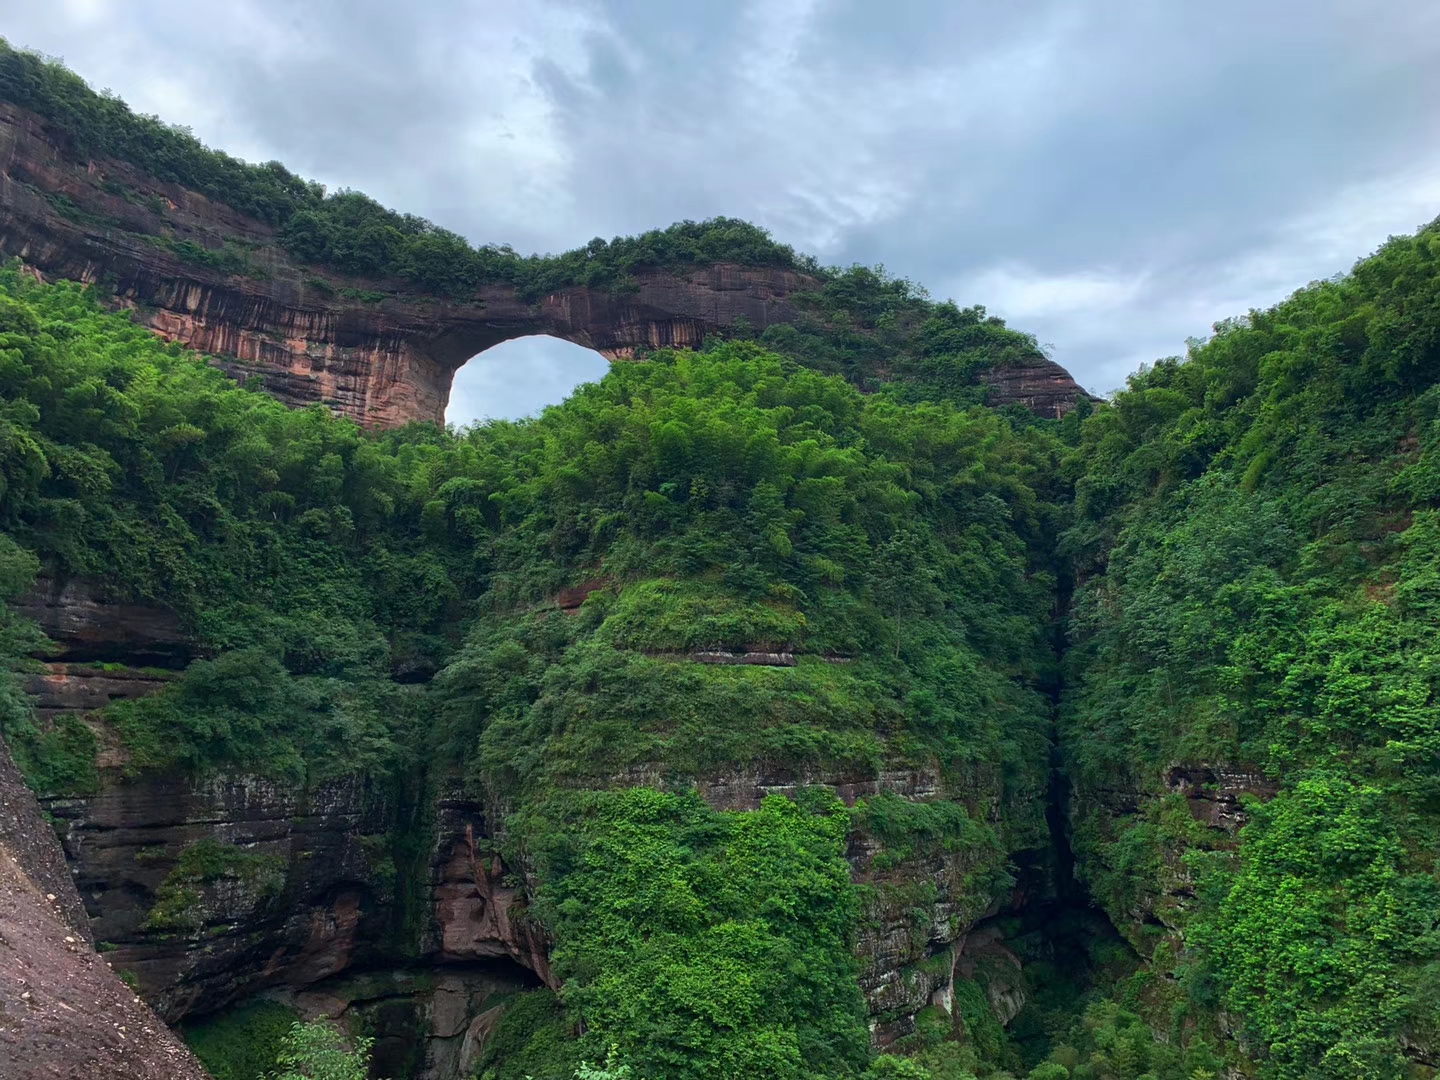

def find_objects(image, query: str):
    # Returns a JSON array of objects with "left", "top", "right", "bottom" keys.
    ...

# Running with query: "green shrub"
[{"left": 182, "top": 999, "right": 300, "bottom": 1080}]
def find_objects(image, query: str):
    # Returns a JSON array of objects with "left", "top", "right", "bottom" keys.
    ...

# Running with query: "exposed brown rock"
[
  {"left": 1166, "top": 762, "right": 1279, "bottom": 832},
  {"left": 548, "top": 578, "right": 611, "bottom": 614},
  {"left": 0, "top": 101, "right": 1093, "bottom": 426},
  {"left": 24, "top": 663, "right": 172, "bottom": 723},
  {"left": 43, "top": 769, "right": 396, "bottom": 1023},
  {"left": 0, "top": 735, "right": 211, "bottom": 1080},
  {"left": 984, "top": 356, "right": 1099, "bottom": 420},
  {"left": 285, "top": 968, "right": 533, "bottom": 1080},
  {"left": 14, "top": 579, "right": 189, "bottom": 666},
  {"left": 428, "top": 792, "right": 557, "bottom": 990}
]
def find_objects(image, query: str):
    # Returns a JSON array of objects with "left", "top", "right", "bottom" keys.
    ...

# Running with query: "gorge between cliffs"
[{"left": 2, "top": 38, "right": 1440, "bottom": 1080}]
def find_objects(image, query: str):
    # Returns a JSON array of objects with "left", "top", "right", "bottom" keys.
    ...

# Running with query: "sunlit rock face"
[{"left": 0, "top": 100, "right": 1091, "bottom": 427}]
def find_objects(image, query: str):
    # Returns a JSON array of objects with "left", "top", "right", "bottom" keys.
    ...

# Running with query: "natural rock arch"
[{"left": 0, "top": 99, "right": 1090, "bottom": 426}]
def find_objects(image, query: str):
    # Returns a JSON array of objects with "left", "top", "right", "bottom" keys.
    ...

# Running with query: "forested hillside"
[
  {"left": 2, "top": 37, "right": 1439, "bottom": 1080},
  {"left": 0, "top": 263, "right": 1061, "bottom": 1078},
  {"left": 1059, "top": 220, "right": 1440, "bottom": 1079}
]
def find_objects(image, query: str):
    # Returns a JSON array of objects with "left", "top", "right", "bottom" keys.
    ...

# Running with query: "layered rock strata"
[
  {"left": 0, "top": 101, "right": 1092, "bottom": 427},
  {"left": 0, "top": 734, "right": 212, "bottom": 1080}
]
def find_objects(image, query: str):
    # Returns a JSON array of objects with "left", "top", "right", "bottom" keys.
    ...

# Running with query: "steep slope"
[
  {"left": 1, "top": 724, "right": 211, "bottom": 1078},
  {"left": 1057, "top": 218, "right": 1440, "bottom": 1079}
]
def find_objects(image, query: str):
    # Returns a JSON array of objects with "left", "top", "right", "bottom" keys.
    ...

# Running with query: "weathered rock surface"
[
  {"left": 427, "top": 790, "right": 557, "bottom": 988},
  {"left": 1071, "top": 760, "right": 1280, "bottom": 954},
  {"left": 286, "top": 965, "right": 537, "bottom": 1080},
  {"left": 0, "top": 734, "right": 211, "bottom": 1080},
  {"left": 1165, "top": 763, "right": 1279, "bottom": 832},
  {"left": 14, "top": 579, "right": 189, "bottom": 666},
  {"left": 0, "top": 101, "right": 1093, "bottom": 426},
  {"left": 44, "top": 770, "right": 397, "bottom": 1022}
]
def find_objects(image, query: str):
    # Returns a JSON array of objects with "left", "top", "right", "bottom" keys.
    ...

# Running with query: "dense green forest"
[
  {"left": 5, "top": 217, "right": 1439, "bottom": 1079},
  {"left": 3, "top": 36, "right": 1440, "bottom": 1080},
  {"left": 1059, "top": 220, "right": 1440, "bottom": 1079},
  {"left": 0, "top": 263, "right": 1059, "bottom": 1078}
]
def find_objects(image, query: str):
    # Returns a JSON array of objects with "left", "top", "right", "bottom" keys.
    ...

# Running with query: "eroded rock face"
[
  {"left": 0, "top": 103, "right": 813, "bottom": 427},
  {"left": 0, "top": 735, "right": 211, "bottom": 1080},
  {"left": 427, "top": 789, "right": 557, "bottom": 989},
  {"left": 0, "top": 101, "right": 1093, "bottom": 426},
  {"left": 43, "top": 770, "right": 396, "bottom": 1023},
  {"left": 1070, "top": 760, "right": 1280, "bottom": 955},
  {"left": 286, "top": 965, "right": 538, "bottom": 1080},
  {"left": 1166, "top": 763, "right": 1279, "bottom": 832},
  {"left": 14, "top": 579, "right": 190, "bottom": 667}
]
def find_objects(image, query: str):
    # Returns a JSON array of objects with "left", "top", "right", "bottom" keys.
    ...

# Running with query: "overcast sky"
[{"left": 6, "top": 1, "right": 1440, "bottom": 425}]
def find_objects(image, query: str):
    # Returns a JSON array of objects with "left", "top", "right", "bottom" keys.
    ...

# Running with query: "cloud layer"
[{"left": 9, "top": 0, "right": 1440, "bottom": 419}]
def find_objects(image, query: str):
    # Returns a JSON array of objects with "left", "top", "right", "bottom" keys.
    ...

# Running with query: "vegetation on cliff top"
[
  {"left": 0, "top": 38, "right": 801, "bottom": 298},
  {"left": 0, "top": 261, "right": 1060, "bottom": 1076},
  {"left": 0, "top": 38, "right": 1056, "bottom": 412}
]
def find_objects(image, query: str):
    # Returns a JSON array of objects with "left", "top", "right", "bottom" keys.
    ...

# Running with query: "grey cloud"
[{"left": 5, "top": 0, "right": 1440, "bottom": 417}]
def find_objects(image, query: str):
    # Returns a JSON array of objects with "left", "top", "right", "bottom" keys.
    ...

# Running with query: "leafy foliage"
[
  {"left": 1063, "top": 217, "right": 1440, "bottom": 1077},
  {"left": 181, "top": 999, "right": 301, "bottom": 1080},
  {"left": 0, "top": 262, "right": 462, "bottom": 784},
  {"left": 528, "top": 789, "right": 869, "bottom": 1080},
  {"left": 756, "top": 265, "right": 1055, "bottom": 407},
  {"left": 269, "top": 1019, "right": 377, "bottom": 1080}
]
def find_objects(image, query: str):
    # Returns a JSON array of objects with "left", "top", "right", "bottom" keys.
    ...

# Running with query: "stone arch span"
[
  {"left": 0, "top": 96, "right": 1092, "bottom": 428},
  {"left": 311, "top": 261, "right": 819, "bottom": 426},
  {"left": 0, "top": 99, "right": 814, "bottom": 426}
]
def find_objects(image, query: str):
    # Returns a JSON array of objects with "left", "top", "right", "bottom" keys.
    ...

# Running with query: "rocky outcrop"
[
  {"left": 0, "top": 101, "right": 1092, "bottom": 426},
  {"left": 1070, "top": 760, "right": 1280, "bottom": 957},
  {"left": 0, "top": 102, "right": 813, "bottom": 427},
  {"left": 427, "top": 790, "right": 557, "bottom": 988},
  {"left": 984, "top": 357, "right": 1099, "bottom": 421},
  {"left": 286, "top": 965, "right": 537, "bottom": 1080},
  {"left": 14, "top": 579, "right": 190, "bottom": 667},
  {"left": 1165, "top": 763, "right": 1279, "bottom": 832},
  {"left": 37, "top": 759, "right": 553, "bottom": 1080},
  {"left": 43, "top": 770, "right": 397, "bottom": 1022},
  {"left": 0, "top": 734, "right": 211, "bottom": 1080}
]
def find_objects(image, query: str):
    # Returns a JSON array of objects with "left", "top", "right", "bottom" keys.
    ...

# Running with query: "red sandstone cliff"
[{"left": 0, "top": 101, "right": 1092, "bottom": 426}]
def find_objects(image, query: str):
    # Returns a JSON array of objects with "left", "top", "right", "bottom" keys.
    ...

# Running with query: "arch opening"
[{"left": 444, "top": 335, "right": 611, "bottom": 428}]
